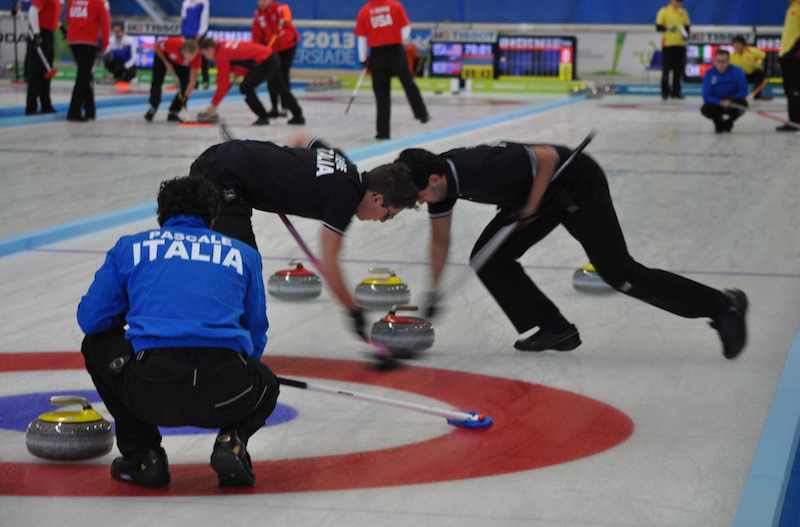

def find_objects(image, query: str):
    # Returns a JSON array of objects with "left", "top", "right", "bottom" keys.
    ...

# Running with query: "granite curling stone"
[
  {"left": 354, "top": 268, "right": 411, "bottom": 310},
  {"left": 268, "top": 262, "right": 322, "bottom": 300},
  {"left": 26, "top": 395, "right": 114, "bottom": 461},
  {"left": 370, "top": 306, "right": 434, "bottom": 359},
  {"left": 572, "top": 263, "right": 614, "bottom": 293}
]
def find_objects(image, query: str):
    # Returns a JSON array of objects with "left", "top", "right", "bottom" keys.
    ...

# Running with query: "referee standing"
[
  {"left": 777, "top": 0, "right": 800, "bottom": 132},
  {"left": 355, "top": 0, "right": 428, "bottom": 140},
  {"left": 25, "top": 0, "right": 61, "bottom": 115},
  {"left": 655, "top": 0, "right": 690, "bottom": 100}
]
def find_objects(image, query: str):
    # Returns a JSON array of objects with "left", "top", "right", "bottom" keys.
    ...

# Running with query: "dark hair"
[
  {"left": 112, "top": 21, "right": 124, "bottom": 30},
  {"left": 157, "top": 176, "right": 219, "bottom": 226},
  {"left": 395, "top": 148, "right": 449, "bottom": 190},
  {"left": 364, "top": 163, "right": 419, "bottom": 209},
  {"left": 198, "top": 37, "right": 216, "bottom": 50},
  {"left": 181, "top": 39, "right": 199, "bottom": 55},
  {"left": 716, "top": 49, "right": 731, "bottom": 58},
  {"left": 732, "top": 35, "right": 747, "bottom": 45}
]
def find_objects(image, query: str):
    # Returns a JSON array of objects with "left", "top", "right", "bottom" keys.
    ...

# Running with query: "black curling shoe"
[
  {"left": 711, "top": 289, "right": 748, "bottom": 360},
  {"left": 515, "top": 324, "right": 581, "bottom": 352},
  {"left": 211, "top": 430, "right": 255, "bottom": 487},
  {"left": 111, "top": 447, "right": 170, "bottom": 487}
]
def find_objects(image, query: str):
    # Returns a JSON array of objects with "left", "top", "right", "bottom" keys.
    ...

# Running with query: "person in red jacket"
[
  {"left": 145, "top": 37, "right": 201, "bottom": 123},
  {"left": 251, "top": 0, "right": 299, "bottom": 118},
  {"left": 25, "top": 0, "right": 62, "bottom": 115},
  {"left": 197, "top": 37, "right": 304, "bottom": 126},
  {"left": 355, "top": 0, "right": 428, "bottom": 140},
  {"left": 66, "top": 0, "right": 110, "bottom": 122}
]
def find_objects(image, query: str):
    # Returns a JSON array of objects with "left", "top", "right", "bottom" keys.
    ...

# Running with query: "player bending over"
[{"left": 383, "top": 141, "right": 748, "bottom": 358}]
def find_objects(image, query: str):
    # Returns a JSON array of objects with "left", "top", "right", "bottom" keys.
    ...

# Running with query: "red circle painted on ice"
[{"left": 0, "top": 352, "right": 634, "bottom": 496}]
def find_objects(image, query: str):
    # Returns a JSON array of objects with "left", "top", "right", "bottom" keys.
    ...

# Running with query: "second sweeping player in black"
[{"left": 387, "top": 141, "right": 749, "bottom": 359}]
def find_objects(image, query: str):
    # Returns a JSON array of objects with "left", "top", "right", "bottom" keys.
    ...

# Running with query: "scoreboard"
[
  {"left": 429, "top": 31, "right": 577, "bottom": 80},
  {"left": 496, "top": 35, "right": 577, "bottom": 80},
  {"left": 430, "top": 41, "right": 495, "bottom": 78}
]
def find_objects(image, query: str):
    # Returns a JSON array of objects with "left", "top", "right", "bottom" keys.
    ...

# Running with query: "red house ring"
[{"left": 0, "top": 352, "right": 634, "bottom": 496}]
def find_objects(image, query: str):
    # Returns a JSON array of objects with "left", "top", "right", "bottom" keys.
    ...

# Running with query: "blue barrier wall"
[{"left": 0, "top": 0, "right": 791, "bottom": 26}]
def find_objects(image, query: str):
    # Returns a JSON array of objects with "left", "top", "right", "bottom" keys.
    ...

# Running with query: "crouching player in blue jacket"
[
  {"left": 77, "top": 176, "right": 278, "bottom": 488},
  {"left": 701, "top": 49, "right": 749, "bottom": 133}
]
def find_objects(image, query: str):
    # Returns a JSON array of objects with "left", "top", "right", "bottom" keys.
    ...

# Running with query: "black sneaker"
[
  {"left": 375, "top": 134, "right": 390, "bottom": 141},
  {"left": 144, "top": 107, "right": 156, "bottom": 122},
  {"left": 252, "top": 116, "right": 270, "bottom": 126},
  {"left": 418, "top": 113, "right": 430, "bottom": 124},
  {"left": 40, "top": 107, "right": 56, "bottom": 114},
  {"left": 287, "top": 115, "right": 306, "bottom": 125},
  {"left": 710, "top": 289, "right": 748, "bottom": 360},
  {"left": 210, "top": 431, "right": 255, "bottom": 487},
  {"left": 167, "top": 112, "right": 183, "bottom": 123},
  {"left": 776, "top": 124, "right": 798, "bottom": 132},
  {"left": 111, "top": 447, "right": 170, "bottom": 487},
  {"left": 515, "top": 324, "right": 581, "bottom": 352},
  {"left": 267, "top": 109, "right": 287, "bottom": 118}
]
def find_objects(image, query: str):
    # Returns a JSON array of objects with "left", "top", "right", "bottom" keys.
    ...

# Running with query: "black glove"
[
  {"left": 422, "top": 290, "right": 442, "bottom": 320},
  {"left": 32, "top": 33, "right": 43, "bottom": 47},
  {"left": 361, "top": 56, "right": 372, "bottom": 70},
  {"left": 348, "top": 307, "right": 367, "bottom": 340}
]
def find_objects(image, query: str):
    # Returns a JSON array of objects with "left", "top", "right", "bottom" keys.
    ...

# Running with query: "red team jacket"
[
  {"left": 158, "top": 37, "right": 202, "bottom": 69},
  {"left": 354, "top": 0, "right": 409, "bottom": 47},
  {"left": 32, "top": 0, "right": 62, "bottom": 31},
  {"left": 66, "top": 0, "right": 110, "bottom": 49},
  {"left": 211, "top": 40, "right": 273, "bottom": 107},
  {"left": 252, "top": 2, "right": 299, "bottom": 52}
]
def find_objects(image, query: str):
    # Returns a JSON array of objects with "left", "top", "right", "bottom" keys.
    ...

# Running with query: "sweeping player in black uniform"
[
  {"left": 190, "top": 135, "right": 419, "bottom": 339},
  {"left": 389, "top": 142, "right": 748, "bottom": 359}
]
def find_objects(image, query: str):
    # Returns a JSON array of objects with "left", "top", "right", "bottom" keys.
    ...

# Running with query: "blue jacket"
[
  {"left": 181, "top": 0, "right": 209, "bottom": 38},
  {"left": 77, "top": 216, "right": 268, "bottom": 359},
  {"left": 702, "top": 64, "right": 748, "bottom": 105}
]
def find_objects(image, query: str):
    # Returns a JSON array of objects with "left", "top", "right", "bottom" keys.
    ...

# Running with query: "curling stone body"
[
  {"left": 572, "top": 263, "right": 615, "bottom": 293},
  {"left": 355, "top": 269, "right": 411, "bottom": 309},
  {"left": 25, "top": 396, "right": 114, "bottom": 461},
  {"left": 371, "top": 309, "right": 434, "bottom": 359},
  {"left": 268, "top": 263, "right": 322, "bottom": 300}
]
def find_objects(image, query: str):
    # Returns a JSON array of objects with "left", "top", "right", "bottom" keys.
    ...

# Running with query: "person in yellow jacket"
[
  {"left": 655, "top": 0, "right": 690, "bottom": 99},
  {"left": 777, "top": 0, "right": 800, "bottom": 131},
  {"left": 731, "top": 35, "right": 771, "bottom": 100}
]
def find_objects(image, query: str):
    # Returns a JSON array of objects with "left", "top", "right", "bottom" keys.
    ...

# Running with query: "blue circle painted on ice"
[{"left": 0, "top": 390, "right": 297, "bottom": 435}]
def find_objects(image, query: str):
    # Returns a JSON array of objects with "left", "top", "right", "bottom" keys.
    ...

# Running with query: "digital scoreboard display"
[
  {"left": 495, "top": 35, "right": 576, "bottom": 80},
  {"left": 430, "top": 41, "right": 494, "bottom": 78}
]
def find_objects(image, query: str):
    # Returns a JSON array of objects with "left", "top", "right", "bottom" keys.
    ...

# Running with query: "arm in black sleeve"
[
  {"left": 656, "top": 24, "right": 667, "bottom": 32},
  {"left": 784, "top": 38, "right": 800, "bottom": 60}
]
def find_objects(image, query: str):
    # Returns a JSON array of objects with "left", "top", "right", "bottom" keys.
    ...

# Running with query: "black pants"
[
  {"left": 701, "top": 99, "right": 747, "bottom": 131},
  {"left": 25, "top": 29, "right": 54, "bottom": 113},
  {"left": 149, "top": 55, "right": 190, "bottom": 114},
  {"left": 240, "top": 55, "right": 302, "bottom": 119},
  {"left": 268, "top": 46, "right": 296, "bottom": 111},
  {"left": 661, "top": 46, "right": 686, "bottom": 98},
  {"left": 190, "top": 144, "right": 259, "bottom": 249},
  {"left": 780, "top": 56, "right": 800, "bottom": 123},
  {"left": 746, "top": 69, "right": 767, "bottom": 97},
  {"left": 81, "top": 328, "right": 279, "bottom": 456},
  {"left": 470, "top": 152, "right": 729, "bottom": 334},
  {"left": 201, "top": 55, "right": 210, "bottom": 85},
  {"left": 370, "top": 44, "right": 428, "bottom": 138},
  {"left": 103, "top": 56, "right": 138, "bottom": 82},
  {"left": 68, "top": 44, "right": 98, "bottom": 120}
]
